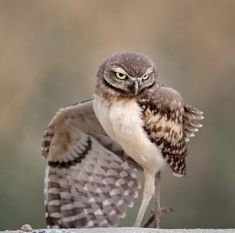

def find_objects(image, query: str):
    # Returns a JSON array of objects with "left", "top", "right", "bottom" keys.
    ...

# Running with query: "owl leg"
[
  {"left": 133, "top": 170, "right": 155, "bottom": 227},
  {"left": 144, "top": 172, "right": 172, "bottom": 228}
]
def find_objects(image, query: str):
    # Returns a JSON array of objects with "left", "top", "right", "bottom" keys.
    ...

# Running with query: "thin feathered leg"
[
  {"left": 134, "top": 170, "right": 155, "bottom": 227},
  {"left": 144, "top": 172, "right": 172, "bottom": 228}
]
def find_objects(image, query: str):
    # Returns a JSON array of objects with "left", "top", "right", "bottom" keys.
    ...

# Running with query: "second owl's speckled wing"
[{"left": 138, "top": 86, "right": 203, "bottom": 176}]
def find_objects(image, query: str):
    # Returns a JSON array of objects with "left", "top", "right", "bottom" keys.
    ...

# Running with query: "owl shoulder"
[{"left": 138, "top": 85, "right": 184, "bottom": 115}]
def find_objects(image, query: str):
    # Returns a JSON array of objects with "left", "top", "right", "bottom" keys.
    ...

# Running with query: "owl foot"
[{"left": 143, "top": 207, "right": 173, "bottom": 228}]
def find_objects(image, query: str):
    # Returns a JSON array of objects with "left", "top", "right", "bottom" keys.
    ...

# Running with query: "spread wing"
[
  {"left": 138, "top": 86, "right": 204, "bottom": 177},
  {"left": 41, "top": 99, "right": 140, "bottom": 228}
]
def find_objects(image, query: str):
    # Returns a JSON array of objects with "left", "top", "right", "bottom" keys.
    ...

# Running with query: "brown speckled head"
[{"left": 95, "top": 53, "right": 160, "bottom": 100}]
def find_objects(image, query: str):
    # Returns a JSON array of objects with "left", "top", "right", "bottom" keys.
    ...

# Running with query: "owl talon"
[{"left": 144, "top": 207, "right": 173, "bottom": 228}]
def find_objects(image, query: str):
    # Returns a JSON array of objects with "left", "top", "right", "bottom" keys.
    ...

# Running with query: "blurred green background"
[{"left": 0, "top": 0, "right": 235, "bottom": 230}]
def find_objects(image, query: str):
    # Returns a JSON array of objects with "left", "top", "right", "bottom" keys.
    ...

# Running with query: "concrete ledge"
[{"left": 2, "top": 228, "right": 235, "bottom": 233}]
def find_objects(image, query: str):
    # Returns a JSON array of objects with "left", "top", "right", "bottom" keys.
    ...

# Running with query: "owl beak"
[
  {"left": 128, "top": 79, "right": 140, "bottom": 95},
  {"left": 134, "top": 80, "right": 139, "bottom": 95}
]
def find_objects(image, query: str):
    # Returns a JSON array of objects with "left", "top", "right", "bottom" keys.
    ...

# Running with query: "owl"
[{"left": 41, "top": 52, "right": 203, "bottom": 228}]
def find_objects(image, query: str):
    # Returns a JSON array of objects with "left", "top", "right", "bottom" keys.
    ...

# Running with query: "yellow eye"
[
  {"left": 115, "top": 72, "right": 127, "bottom": 80},
  {"left": 142, "top": 74, "right": 149, "bottom": 80}
]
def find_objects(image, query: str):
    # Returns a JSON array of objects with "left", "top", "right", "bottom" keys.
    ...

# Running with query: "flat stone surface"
[{"left": 1, "top": 228, "right": 235, "bottom": 233}]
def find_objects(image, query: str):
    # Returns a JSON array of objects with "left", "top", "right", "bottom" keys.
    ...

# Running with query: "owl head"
[{"left": 96, "top": 53, "right": 159, "bottom": 98}]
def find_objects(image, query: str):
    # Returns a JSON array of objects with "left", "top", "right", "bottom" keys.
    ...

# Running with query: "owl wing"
[
  {"left": 183, "top": 104, "right": 204, "bottom": 142},
  {"left": 41, "top": 99, "right": 140, "bottom": 228},
  {"left": 138, "top": 86, "right": 203, "bottom": 177}
]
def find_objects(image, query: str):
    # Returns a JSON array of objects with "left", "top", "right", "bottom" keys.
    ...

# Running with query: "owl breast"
[{"left": 93, "top": 96, "right": 165, "bottom": 172}]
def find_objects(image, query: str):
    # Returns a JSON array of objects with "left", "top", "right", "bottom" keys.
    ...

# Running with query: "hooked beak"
[
  {"left": 128, "top": 79, "right": 140, "bottom": 95},
  {"left": 134, "top": 80, "right": 139, "bottom": 95}
]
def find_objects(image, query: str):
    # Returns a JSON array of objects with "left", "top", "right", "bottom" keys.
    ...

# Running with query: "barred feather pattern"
[
  {"left": 138, "top": 86, "right": 203, "bottom": 176},
  {"left": 183, "top": 104, "right": 204, "bottom": 142},
  {"left": 42, "top": 100, "right": 140, "bottom": 228},
  {"left": 45, "top": 138, "right": 139, "bottom": 228}
]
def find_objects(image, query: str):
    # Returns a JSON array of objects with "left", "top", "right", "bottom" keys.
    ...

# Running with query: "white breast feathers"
[{"left": 93, "top": 96, "right": 165, "bottom": 173}]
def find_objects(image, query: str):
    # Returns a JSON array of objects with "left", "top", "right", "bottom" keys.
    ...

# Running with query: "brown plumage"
[
  {"left": 138, "top": 86, "right": 203, "bottom": 176},
  {"left": 42, "top": 100, "right": 140, "bottom": 228},
  {"left": 41, "top": 52, "right": 203, "bottom": 228}
]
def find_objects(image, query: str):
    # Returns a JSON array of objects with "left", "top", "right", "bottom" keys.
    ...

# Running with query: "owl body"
[
  {"left": 93, "top": 95, "right": 165, "bottom": 171},
  {"left": 42, "top": 52, "right": 203, "bottom": 228}
]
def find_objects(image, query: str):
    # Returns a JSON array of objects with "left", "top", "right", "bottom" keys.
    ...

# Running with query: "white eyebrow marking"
[
  {"left": 111, "top": 67, "right": 128, "bottom": 75},
  {"left": 144, "top": 67, "right": 153, "bottom": 75}
]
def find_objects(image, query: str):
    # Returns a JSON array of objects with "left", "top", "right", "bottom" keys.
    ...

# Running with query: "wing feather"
[
  {"left": 183, "top": 104, "right": 204, "bottom": 142},
  {"left": 42, "top": 99, "right": 140, "bottom": 228},
  {"left": 138, "top": 86, "right": 203, "bottom": 176}
]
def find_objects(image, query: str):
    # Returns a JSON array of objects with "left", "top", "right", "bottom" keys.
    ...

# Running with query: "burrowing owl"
[{"left": 42, "top": 52, "right": 203, "bottom": 228}]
